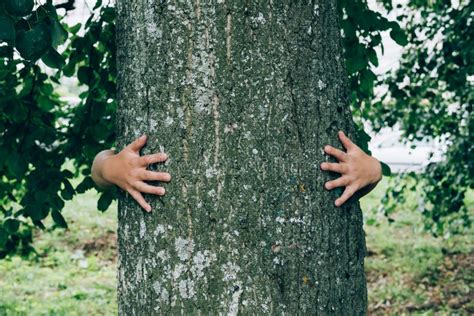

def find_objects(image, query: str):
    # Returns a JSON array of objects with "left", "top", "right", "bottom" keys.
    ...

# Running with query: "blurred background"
[{"left": 0, "top": 0, "right": 472, "bottom": 314}]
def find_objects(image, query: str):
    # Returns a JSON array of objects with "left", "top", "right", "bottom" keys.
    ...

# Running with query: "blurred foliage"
[
  {"left": 0, "top": 0, "right": 116, "bottom": 258},
  {"left": 0, "top": 0, "right": 470, "bottom": 257},
  {"left": 367, "top": 0, "right": 473, "bottom": 237}
]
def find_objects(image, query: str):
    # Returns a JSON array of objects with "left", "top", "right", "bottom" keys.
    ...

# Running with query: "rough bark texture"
[{"left": 116, "top": 0, "right": 367, "bottom": 314}]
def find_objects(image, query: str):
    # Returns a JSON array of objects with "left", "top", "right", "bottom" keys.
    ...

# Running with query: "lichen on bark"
[{"left": 116, "top": 0, "right": 367, "bottom": 314}]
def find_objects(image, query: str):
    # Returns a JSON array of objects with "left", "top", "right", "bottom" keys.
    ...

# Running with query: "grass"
[
  {"left": 0, "top": 187, "right": 118, "bottom": 315},
  {"left": 361, "top": 179, "right": 473, "bottom": 315},
  {"left": 0, "top": 177, "right": 472, "bottom": 315}
]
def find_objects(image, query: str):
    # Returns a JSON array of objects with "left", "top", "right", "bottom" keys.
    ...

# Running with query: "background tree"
[
  {"left": 0, "top": 0, "right": 117, "bottom": 257},
  {"left": 366, "top": 0, "right": 473, "bottom": 236},
  {"left": 114, "top": 0, "right": 367, "bottom": 313}
]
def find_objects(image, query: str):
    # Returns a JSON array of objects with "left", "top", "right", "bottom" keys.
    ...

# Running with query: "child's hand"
[
  {"left": 320, "top": 131, "right": 382, "bottom": 207},
  {"left": 92, "top": 135, "right": 171, "bottom": 212}
]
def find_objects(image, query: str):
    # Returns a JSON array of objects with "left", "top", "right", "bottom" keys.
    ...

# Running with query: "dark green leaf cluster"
[
  {"left": 338, "top": 0, "right": 407, "bottom": 163},
  {"left": 368, "top": 0, "right": 473, "bottom": 236},
  {"left": 0, "top": 1, "right": 116, "bottom": 258}
]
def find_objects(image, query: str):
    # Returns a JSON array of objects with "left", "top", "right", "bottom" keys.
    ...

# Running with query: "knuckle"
[
  {"left": 126, "top": 170, "right": 135, "bottom": 181},
  {"left": 342, "top": 164, "right": 351, "bottom": 174},
  {"left": 129, "top": 169, "right": 139, "bottom": 178},
  {"left": 131, "top": 180, "right": 141, "bottom": 190},
  {"left": 130, "top": 157, "right": 140, "bottom": 167}
]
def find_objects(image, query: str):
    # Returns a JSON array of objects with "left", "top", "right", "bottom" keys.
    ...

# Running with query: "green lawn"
[{"left": 0, "top": 177, "right": 472, "bottom": 315}]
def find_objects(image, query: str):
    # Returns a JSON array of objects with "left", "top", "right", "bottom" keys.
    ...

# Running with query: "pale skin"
[{"left": 91, "top": 131, "right": 382, "bottom": 212}]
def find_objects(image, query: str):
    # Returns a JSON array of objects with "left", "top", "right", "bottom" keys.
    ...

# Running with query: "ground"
[{"left": 0, "top": 177, "right": 472, "bottom": 315}]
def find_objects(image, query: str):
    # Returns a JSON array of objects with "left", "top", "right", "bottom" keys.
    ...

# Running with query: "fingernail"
[
  {"left": 141, "top": 134, "right": 147, "bottom": 140},
  {"left": 146, "top": 205, "right": 152, "bottom": 212},
  {"left": 335, "top": 200, "right": 340, "bottom": 207}
]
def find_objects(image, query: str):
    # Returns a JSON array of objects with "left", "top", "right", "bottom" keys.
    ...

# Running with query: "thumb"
[{"left": 128, "top": 134, "right": 147, "bottom": 153}]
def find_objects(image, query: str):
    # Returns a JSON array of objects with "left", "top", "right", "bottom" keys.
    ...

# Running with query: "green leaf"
[
  {"left": 380, "top": 161, "right": 392, "bottom": 177},
  {"left": 62, "top": 61, "right": 76, "bottom": 77},
  {"left": 366, "top": 218, "right": 377, "bottom": 226},
  {"left": 0, "top": 228, "right": 8, "bottom": 247},
  {"left": 0, "top": 15, "right": 16, "bottom": 43},
  {"left": 367, "top": 48, "right": 379, "bottom": 67},
  {"left": 346, "top": 56, "right": 367, "bottom": 74},
  {"left": 61, "top": 179, "right": 75, "bottom": 201},
  {"left": 51, "top": 19, "right": 68, "bottom": 47},
  {"left": 93, "top": 0, "right": 103, "bottom": 10},
  {"left": 40, "top": 82, "right": 54, "bottom": 95},
  {"left": 15, "top": 22, "right": 52, "bottom": 61},
  {"left": 77, "top": 66, "right": 92, "bottom": 84},
  {"left": 41, "top": 48, "right": 65, "bottom": 69},
  {"left": 26, "top": 206, "right": 49, "bottom": 222},
  {"left": 32, "top": 220, "right": 46, "bottom": 230},
  {"left": 360, "top": 69, "right": 377, "bottom": 93},
  {"left": 4, "top": 218, "right": 20, "bottom": 233},
  {"left": 4, "top": 0, "right": 34, "bottom": 17},
  {"left": 354, "top": 125, "right": 372, "bottom": 154},
  {"left": 97, "top": 189, "right": 115, "bottom": 212},
  {"left": 61, "top": 170, "right": 75, "bottom": 178},
  {"left": 101, "top": 7, "right": 116, "bottom": 23},
  {"left": 68, "top": 23, "right": 82, "bottom": 34},
  {"left": 7, "top": 152, "right": 28, "bottom": 178},
  {"left": 345, "top": 43, "right": 369, "bottom": 74},
  {"left": 51, "top": 210, "right": 68, "bottom": 229},
  {"left": 0, "top": 46, "right": 14, "bottom": 58},
  {"left": 37, "top": 95, "right": 55, "bottom": 111},
  {"left": 76, "top": 176, "right": 94, "bottom": 194},
  {"left": 390, "top": 26, "right": 408, "bottom": 46}
]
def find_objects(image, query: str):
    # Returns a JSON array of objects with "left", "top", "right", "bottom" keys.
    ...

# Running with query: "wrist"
[
  {"left": 371, "top": 158, "right": 383, "bottom": 184},
  {"left": 92, "top": 150, "right": 116, "bottom": 188},
  {"left": 101, "top": 151, "right": 118, "bottom": 186}
]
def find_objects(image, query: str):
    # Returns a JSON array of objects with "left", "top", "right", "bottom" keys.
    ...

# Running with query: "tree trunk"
[{"left": 116, "top": 1, "right": 367, "bottom": 314}]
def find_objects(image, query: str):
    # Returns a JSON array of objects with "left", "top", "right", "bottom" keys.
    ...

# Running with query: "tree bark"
[{"left": 116, "top": 0, "right": 367, "bottom": 314}]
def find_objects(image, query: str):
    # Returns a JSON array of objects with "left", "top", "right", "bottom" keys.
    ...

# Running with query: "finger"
[
  {"left": 127, "top": 135, "right": 147, "bottom": 153},
  {"left": 335, "top": 185, "right": 357, "bottom": 207},
  {"left": 139, "top": 170, "right": 172, "bottom": 182},
  {"left": 138, "top": 153, "right": 168, "bottom": 167},
  {"left": 133, "top": 181, "right": 166, "bottom": 196},
  {"left": 128, "top": 188, "right": 152, "bottom": 212},
  {"left": 338, "top": 131, "right": 357, "bottom": 151},
  {"left": 325, "top": 176, "right": 350, "bottom": 190},
  {"left": 320, "top": 162, "right": 346, "bottom": 174},
  {"left": 324, "top": 145, "right": 347, "bottom": 162}
]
